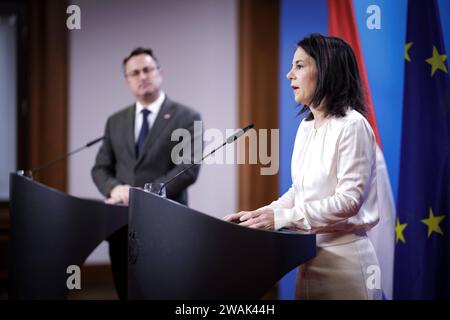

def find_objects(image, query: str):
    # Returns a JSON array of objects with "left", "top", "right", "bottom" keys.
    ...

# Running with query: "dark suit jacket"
[{"left": 91, "top": 96, "right": 202, "bottom": 205}]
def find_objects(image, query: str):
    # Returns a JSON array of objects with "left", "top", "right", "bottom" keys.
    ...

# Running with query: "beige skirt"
[{"left": 295, "top": 230, "right": 382, "bottom": 300}]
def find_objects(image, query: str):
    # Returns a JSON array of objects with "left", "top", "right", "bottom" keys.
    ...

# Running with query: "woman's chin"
[{"left": 294, "top": 97, "right": 304, "bottom": 105}]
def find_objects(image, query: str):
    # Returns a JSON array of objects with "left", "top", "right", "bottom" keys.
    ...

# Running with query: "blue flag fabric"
[{"left": 394, "top": 0, "right": 450, "bottom": 299}]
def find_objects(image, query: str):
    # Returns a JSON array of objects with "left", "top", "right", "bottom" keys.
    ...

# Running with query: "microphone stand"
[
  {"left": 19, "top": 136, "right": 104, "bottom": 179},
  {"left": 158, "top": 124, "right": 254, "bottom": 195}
]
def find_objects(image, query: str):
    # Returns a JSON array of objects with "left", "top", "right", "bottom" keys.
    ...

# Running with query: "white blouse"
[{"left": 269, "top": 109, "right": 379, "bottom": 233}]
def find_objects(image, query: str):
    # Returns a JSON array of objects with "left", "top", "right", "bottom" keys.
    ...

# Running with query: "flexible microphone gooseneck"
[{"left": 157, "top": 124, "right": 255, "bottom": 195}]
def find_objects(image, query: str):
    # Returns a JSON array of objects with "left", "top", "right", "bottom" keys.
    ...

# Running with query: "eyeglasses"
[{"left": 126, "top": 66, "right": 158, "bottom": 78}]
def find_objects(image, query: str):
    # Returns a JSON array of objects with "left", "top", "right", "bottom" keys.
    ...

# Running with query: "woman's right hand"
[
  {"left": 223, "top": 207, "right": 275, "bottom": 230},
  {"left": 223, "top": 211, "right": 250, "bottom": 223}
]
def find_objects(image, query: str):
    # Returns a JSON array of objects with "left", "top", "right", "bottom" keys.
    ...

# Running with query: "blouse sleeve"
[
  {"left": 273, "top": 118, "right": 376, "bottom": 231},
  {"left": 268, "top": 186, "right": 295, "bottom": 209},
  {"left": 254, "top": 186, "right": 295, "bottom": 213}
]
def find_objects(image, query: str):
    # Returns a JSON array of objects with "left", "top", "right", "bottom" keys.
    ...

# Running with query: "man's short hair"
[{"left": 122, "top": 47, "right": 160, "bottom": 70}]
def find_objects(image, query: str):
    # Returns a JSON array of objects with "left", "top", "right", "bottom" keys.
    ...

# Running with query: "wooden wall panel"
[
  {"left": 238, "top": 0, "right": 279, "bottom": 211},
  {"left": 27, "top": 0, "right": 68, "bottom": 191}
]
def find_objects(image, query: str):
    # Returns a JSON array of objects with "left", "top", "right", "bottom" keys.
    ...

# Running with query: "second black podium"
[
  {"left": 9, "top": 173, "right": 316, "bottom": 299},
  {"left": 128, "top": 188, "right": 316, "bottom": 299}
]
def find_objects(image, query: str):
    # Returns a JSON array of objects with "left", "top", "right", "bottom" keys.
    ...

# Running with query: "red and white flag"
[{"left": 328, "top": 0, "right": 396, "bottom": 299}]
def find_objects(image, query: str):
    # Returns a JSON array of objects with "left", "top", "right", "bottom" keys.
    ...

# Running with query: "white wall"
[{"left": 68, "top": 0, "right": 238, "bottom": 263}]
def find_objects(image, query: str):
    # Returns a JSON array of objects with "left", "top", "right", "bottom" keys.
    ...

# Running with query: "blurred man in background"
[{"left": 92, "top": 47, "right": 202, "bottom": 299}]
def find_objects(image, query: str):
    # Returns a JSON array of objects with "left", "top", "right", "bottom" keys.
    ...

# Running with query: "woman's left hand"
[{"left": 238, "top": 207, "right": 275, "bottom": 230}]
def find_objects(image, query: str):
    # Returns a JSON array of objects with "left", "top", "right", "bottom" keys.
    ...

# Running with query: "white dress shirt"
[
  {"left": 269, "top": 108, "right": 379, "bottom": 233},
  {"left": 134, "top": 92, "right": 166, "bottom": 142}
]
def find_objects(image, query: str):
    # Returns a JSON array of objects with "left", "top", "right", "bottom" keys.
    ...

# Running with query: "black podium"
[
  {"left": 9, "top": 173, "right": 128, "bottom": 299},
  {"left": 128, "top": 188, "right": 316, "bottom": 299},
  {"left": 9, "top": 173, "right": 316, "bottom": 300}
]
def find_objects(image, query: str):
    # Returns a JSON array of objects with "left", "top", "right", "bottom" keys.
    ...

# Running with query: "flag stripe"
[{"left": 327, "top": 0, "right": 381, "bottom": 147}]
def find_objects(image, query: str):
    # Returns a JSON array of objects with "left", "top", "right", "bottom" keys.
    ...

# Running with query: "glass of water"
[{"left": 143, "top": 182, "right": 166, "bottom": 197}]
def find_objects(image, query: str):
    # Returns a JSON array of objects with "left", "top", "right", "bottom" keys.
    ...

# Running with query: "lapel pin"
[{"left": 164, "top": 113, "right": 171, "bottom": 120}]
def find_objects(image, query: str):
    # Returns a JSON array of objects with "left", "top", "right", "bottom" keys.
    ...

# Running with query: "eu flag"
[{"left": 394, "top": 0, "right": 450, "bottom": 299}]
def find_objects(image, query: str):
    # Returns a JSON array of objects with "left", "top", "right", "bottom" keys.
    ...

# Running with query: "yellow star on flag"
[
  {"left": 425, "top": 46, "right": 448, "bottom": 76},
  {"left": 405, "top": 42, "right": 413, "bottom": 62},
  {"left": 396, "top": 217, "right": 407, "bottom": 244},
  {"left": 421, "top": 208, "right": 445, "bottom": 237}
]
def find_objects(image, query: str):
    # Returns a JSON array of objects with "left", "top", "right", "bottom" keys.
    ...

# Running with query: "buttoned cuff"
[
  {"left": 273, "top": 208, "right": 295, "bottom": 230},
  {"left": 273, "top": 206, "right": 312, "bottom": 231}
]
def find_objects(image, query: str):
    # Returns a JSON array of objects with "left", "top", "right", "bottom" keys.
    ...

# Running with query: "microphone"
[
  {"left": 157, "top": 124, "right": 255, "bottom": 195},
  {"left": 226, "top": 124, "right": 254, "bottom": 143},
  {"left": 25, "top": 136, "right": 105, "bottom": 177}
]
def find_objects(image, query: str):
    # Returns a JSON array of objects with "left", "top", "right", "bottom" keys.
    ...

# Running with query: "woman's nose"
[{"left": 286, "top": 69, "right": 293, "bottom": 80}]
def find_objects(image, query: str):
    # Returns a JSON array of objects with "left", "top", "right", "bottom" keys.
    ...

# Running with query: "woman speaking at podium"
[{"left": 224, "top": 34, "right": 381, "bottom": 300}]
